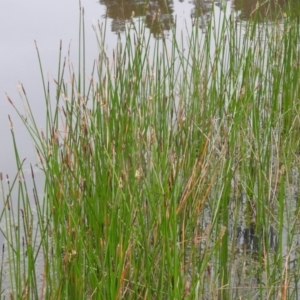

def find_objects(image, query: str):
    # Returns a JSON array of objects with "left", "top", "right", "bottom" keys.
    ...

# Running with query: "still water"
[
  {"left": 0, "top": 0, "right": 291, "bottom": 257},
  {"left": 0, "top": 0, "right": 292, "bottom": 233},
  {"left": 0, "top": 0, "right": 294, "bottom": 296},
  {"left": 0, "top": 0, "right": 210, "bottom": 196},
  {"left": 0, "top": 0, "right": 291, "bottom": 178}
]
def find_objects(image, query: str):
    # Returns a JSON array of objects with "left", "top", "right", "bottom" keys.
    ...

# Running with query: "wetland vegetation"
[{"left": 2, "top": 1, "right": 300, "bottom": 298}]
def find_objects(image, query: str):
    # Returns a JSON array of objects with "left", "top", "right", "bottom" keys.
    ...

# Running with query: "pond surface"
[
  {"left": 0, "top": 0, "right": 293, "bottom": 256},
  {"left": 0, "top": 2, "right": 294, "bottom": 227},
  {"left": 0, "top": 0, "right": 291, "bottom": 178},
  {"left": 0, "top": 0, "right": 297, "bottom": 297}
]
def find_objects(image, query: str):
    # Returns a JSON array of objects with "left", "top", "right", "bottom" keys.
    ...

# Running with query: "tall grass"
[{"left": 2, "top": 1, "right": 300, "bottom": 299}]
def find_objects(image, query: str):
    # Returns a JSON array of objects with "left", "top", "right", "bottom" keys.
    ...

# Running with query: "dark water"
[{"left": 99, "top": 0, "right": 290, "bottom": 35}]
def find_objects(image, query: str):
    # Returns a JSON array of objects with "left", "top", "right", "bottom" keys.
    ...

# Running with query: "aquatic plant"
[{"left": 2, "top": 1, "right": 300, "bottom": 299}]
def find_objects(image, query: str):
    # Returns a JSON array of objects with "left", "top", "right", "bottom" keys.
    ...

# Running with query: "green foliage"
[{"left": 2, "top": 2, "right": 300, "bottom": 299}]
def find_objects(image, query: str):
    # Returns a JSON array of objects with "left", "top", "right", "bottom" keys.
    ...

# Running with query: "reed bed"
[{"left": 2, "top": 2, "right": 300, "bottom": 299}]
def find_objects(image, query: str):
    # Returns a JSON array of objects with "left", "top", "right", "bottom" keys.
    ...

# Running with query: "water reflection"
[
  {"left": 237, "top": 224, "right": 277, "bottom": 254},
  {"left": 99, "top": 0, "right": 174, "bottom": 36},
  {"left": 98, "top": 0, "right": 298, "bottom": 36},
  {"left": 232, "top": 0, "right": 290, "bottom": 20}
]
